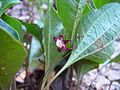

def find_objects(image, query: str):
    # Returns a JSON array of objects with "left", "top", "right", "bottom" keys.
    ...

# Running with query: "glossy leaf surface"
[
  {"left": 1, "top": 14, "right": 23, "bottom": 42},
  {"left": 0, "top": 19, "right": 19, "bottom": 40},
  {"left": 0, "top": 29, "right": 27, "bottom": 90}
]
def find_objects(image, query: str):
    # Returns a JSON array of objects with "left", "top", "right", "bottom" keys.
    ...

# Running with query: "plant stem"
[
  {"left": 109, "top": 81, "right": 113, "bottom": 90},
  {"left": 48, "top": 61, "right": 71, "bottom": 88},
  {"left": 29, "top": 0, "right": 36, "bottom": 23},
  {"left": 41, "top": 0, "right": 51, "bottom": 89}
]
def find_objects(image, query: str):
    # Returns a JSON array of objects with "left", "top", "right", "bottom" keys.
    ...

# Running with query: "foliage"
[{"left": 0, "top": 19, "right": 27, "bottom": 89}]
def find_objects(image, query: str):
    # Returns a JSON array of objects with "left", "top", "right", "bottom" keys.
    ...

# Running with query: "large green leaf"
[
  {"left": 80, "top": 1, "right": 120, "bottom": 64},
  {"left": 1, "top": 14, "right": 23, "bottom": 42},
  {"left": 41, "top": 7, "right": 64, "bottom": 89},
  {"left": 80, "top": 5, "right": 114, "bottom": 63},
  {"left": 69, "top": 3, "right": 120, "bottom": 63},
  {"left": 0, "top": 28, "right": 27, "bottom": 90},
  {"left": 0, "top": 0, "right": 20, "bottom": 16},
  {"left": 57, "top": 0, "right": 86, "bottom": 40},
  {"left": 0, "top": 19, "right": 19, "bottom": 40},
  {"left": 50, "top": 3, "right": 120, "bottom": 83},
  {"left": 43, "top": 7, "right": 64, "bottom": 72}
]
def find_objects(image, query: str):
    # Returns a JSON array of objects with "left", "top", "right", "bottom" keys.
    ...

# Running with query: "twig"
[
  {"left": 108, "top": 81, "right": 113, "bottom": 90},
  {"left": 28, "top": 0, "right": 36, "bottom": 23}
]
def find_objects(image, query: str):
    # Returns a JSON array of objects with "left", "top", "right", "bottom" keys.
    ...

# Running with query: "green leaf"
[
  {"left": 43, "top": 7, "right": 64, "bottom": 72},
  {"left": 0, "top": 28, "right": 27, "bottom": 90},
  {"left": 69, "top": 3, "right": 120, "bottom": 64},
  {"left": 41, "top": 7, "right": 64, "bottom": 89},
  {"left": 0, "top": 0, "right": 20, "bottom": 16},
  {"left": 92, "top": 0, "right": 120, "bottom": 9},
  {"left": 75, "top": 59, "right": 98, "bottom": 81},
  {"left": 1, "top": 14, "right": 23, "bottom": 42},
  {"left": 80, "top": 7, "right": 115, "bottom": 63},
  {"left": 0, "top": 19, "right": 20, "bottom": 40},
  {"left": 82, "top": 3, "right": 91, "bottom": 16},
  {"left": 57, "top": 0, "right": 86, "bottom": 40},
  {"left": 113, "top": 54, "right": 120, "bottom": 62},
  {"left": 82, "top": 9, "right": 120, "bottom": 63},
  {"left": 21, "top": 23, "right": 44, "bottom": 72},
  {"left": 50, "top": 3, "right": 120, "bottom": 83},
  {"left": 80, "top": 2, "right": 120, "bottom": 63},
  {"left": 21, "top": 21, "right": 43, "bottom": 42}
]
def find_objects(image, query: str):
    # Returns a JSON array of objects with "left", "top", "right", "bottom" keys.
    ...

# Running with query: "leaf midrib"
[
  {"left": 70, "top": 4, "right": 120, "bottom": 61},
  {"left": 47, "top": 0, "right": 51, "bottom": 70},
  {"left": 71, "top": 0, "right": 82, "bottom": 41},
  {"left": 73, "top": 31, "right": 120, "bottom": 64}
]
